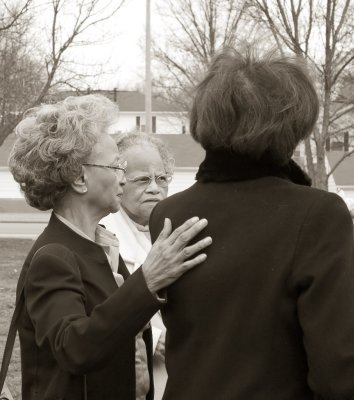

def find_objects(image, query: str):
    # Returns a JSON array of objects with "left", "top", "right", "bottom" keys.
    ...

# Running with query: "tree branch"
[{"left": 0, "top": 0, "right": 32, "bottom": 32}]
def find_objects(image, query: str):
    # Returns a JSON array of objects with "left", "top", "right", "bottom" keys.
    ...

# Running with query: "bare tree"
[
  {"left": 250, "top": 0, "right": 354, "bottom": 189},
  {"left": 0, "top": 0, "right": 126, "bottom": 146},
  {"left": 153, "top": 0, "right": 252, "bottom": 109},
  {"left": 0, "top": 24, "right": 44, "bottom": 127},
  {"left": 0, "top": 0, "right": 42, "bottom": 144},
  {"left": 0, "top": 0, "right": 32, "bottom": 32}
]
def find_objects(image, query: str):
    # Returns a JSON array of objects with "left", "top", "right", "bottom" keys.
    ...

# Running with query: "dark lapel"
[
  {"left": 34, "top": 213, "right": 123, "bottom": 290},
  {"left": 118, "top": 255, "right": 130, "bottom": 280}
]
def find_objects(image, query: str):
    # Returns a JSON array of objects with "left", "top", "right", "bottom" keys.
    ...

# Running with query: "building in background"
[
  {"left": 46, "top": 89, "right": 189, "bottom": 135},
  {"left": 108, "top": 91, "right": 188, "bottom": 135},
  {"left": 327, "top": 152, "right": 354, "bottom": 211},
  {"left": 294, "top": 141, "right": 354, "bottom": 209}
]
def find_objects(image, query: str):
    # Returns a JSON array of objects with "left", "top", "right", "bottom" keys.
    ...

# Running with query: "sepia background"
[{"left": 1, "top": 0, "right": 354, "bottom": 398}]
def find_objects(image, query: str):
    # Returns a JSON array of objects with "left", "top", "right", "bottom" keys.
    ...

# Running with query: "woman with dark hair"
[
  {"left": 149, "top": 48, "right": 354, "bottom": 399},
  {"left": 7, "top": 94, "right": 212, "bottom": 400}
]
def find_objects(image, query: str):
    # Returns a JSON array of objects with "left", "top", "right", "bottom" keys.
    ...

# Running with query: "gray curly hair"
[
  {"left": 116, "top": 132, "right": 175, "bottom": 175},
  {"left": 8, "top": 94, "right": 119, "bottom": 210}
]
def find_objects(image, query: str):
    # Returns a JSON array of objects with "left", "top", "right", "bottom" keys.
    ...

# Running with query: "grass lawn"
[{"left": 0, "top": 238, "right": 34, "bottom": 400}]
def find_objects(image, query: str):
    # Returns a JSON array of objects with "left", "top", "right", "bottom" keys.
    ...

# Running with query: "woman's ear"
[{"left": 71, "top": 167, "right": 88, "bottom": 194}]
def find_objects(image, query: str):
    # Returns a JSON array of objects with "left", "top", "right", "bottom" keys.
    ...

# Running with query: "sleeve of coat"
[
  {"left": 290, "top": 191, "right": 354, "bottom": 399},
  {"left": 25, "top": 244, "right": 160, "bottom": 375}
]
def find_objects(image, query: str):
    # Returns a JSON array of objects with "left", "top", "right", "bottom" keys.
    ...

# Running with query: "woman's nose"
[
  {"left": 119, "top": 174, "right": 126, "bottom": 186},
  {"left": 146, "top": 179, "right": 160, "bottom": 193}
]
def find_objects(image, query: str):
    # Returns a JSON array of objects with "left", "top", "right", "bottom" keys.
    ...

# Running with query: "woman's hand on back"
[{"left": 142, "top": 217, "right": 212, "bottom": 293}]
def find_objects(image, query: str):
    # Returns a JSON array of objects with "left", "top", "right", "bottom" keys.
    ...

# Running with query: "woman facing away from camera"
[
  {"left": 149, "top": 47, "right": 354, "bottom": 400},
  {"left": 101, "top": 133, "right": 173, "bottom": 399},
  {"left": 7, "top": 94, "right": 212, "bottom": 400}
]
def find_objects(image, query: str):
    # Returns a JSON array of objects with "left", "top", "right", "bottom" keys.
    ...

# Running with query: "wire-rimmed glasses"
[
  {"left": 82, "top": 160, "right": 127, "bottom": 175},
  {"left": 126, "top": 174, "right": 172, "bottom": 188}
]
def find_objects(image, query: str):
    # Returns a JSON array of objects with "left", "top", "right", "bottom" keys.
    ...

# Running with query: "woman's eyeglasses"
[
  {"left": 126, "top": 174, "right": 172, "bottom": 188},
  {"left": 82, "top": 160, "right": 127, "bottom": 175}
]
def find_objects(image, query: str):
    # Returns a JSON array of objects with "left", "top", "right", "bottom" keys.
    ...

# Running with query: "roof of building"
[
  {"left": 45, "top": 90, "right": 184, "bottom": 113},
  {"left": 115, "top": 91, "right": 183, "bottom": 113},
  {"left": 157, "top": 134, "right": 205, "bottom": 167},
  {"left": 327, "top": 151, "right": 354, "bottom": 186}
]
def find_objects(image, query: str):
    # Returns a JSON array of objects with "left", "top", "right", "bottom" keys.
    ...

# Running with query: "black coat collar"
[
  {"left": 41, "top": 213, "right": 109, "bottom": 261},
  {"left": 36, "top": 213, "right": 130, "bottom": 278},
  {"left": 196, "top": 149, "right": 311, "bottom": 186}
]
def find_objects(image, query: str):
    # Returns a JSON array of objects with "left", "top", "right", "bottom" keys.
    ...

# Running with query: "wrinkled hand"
[{"left": 142, "top": 217, "right": 212, "bottom": 294}]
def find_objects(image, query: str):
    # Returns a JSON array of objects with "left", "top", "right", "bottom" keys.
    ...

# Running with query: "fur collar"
[{"left": 196, "top": 149, "right": 311, "bottom": 186}]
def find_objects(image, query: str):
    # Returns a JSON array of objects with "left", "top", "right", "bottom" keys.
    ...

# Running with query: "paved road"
[{"left": 0, "top": 221, "right": 47, "bottom": 238}]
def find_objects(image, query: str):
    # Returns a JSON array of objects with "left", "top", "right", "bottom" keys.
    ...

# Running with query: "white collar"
[{"left": 54, "top": 212, "right": 119, "bottom": 247}]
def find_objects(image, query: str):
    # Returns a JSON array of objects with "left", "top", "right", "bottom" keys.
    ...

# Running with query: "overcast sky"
[
  {"left": 68, "top": 0, "right": 165, "bottom": 90},
  {"left": 26, "top": 0, "right": 328, "bottom": 91},
  {"left": 89, "top": 0, "right": 150, "bottom": 90},
  {"left": 26, "top": 0, "right": 164, "bottom": 90}
]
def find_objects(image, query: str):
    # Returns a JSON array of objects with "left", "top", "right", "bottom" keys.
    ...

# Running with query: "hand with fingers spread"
[{"left": 142, "top": 217, "right": 212, "bottom": 294}]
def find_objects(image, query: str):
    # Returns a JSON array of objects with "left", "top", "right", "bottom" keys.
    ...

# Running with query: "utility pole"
[{"left": 145, "top": 0, "right": 152, "bottom": 134}]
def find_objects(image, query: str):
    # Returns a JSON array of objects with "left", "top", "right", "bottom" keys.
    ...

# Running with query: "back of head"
[
  {"left": 8, "top": 94, "right": 119, "bottom": 210},
  {"left": 190, "top": 47, "right": 319, "bottom": 165}
]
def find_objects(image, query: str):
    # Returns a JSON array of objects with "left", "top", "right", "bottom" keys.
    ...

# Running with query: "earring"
[{"left": 82, "top": 188, "right": 87, "bottom": 193}]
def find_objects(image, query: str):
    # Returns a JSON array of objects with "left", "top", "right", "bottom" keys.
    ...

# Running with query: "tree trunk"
[
  {"left": 0, "top": 116, "right": 22, "bottom": 146},
  {"left": 304, "top": 136, "right": 315, "bottom": 180},
  {"left": 314, "top": 140, "right": 328, "bottom": 190}
]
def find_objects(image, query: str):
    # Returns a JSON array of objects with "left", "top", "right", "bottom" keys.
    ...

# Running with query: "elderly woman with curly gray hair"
[{"left": 7, "top": 94, "right": 212, "bottom": 400}]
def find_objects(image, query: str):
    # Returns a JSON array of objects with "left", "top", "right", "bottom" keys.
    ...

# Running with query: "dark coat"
[
  {"left": 18, "top": 213, "right": 160, "bottom": 400},
  {"left": 149, "top": 151, "right": 354, "bottom": 400}
]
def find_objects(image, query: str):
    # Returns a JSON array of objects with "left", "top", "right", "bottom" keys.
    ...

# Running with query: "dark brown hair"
[{"left": 190, "top": 47, "right": 319, "bottom": 165}]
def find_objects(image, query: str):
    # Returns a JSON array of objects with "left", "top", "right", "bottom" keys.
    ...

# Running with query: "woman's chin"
[
  {"left": 111, "top": 204, "right": 121, "bottom": 214},
  {"left": 108, "top": 200, "right": 121, "bottom": 214}
]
